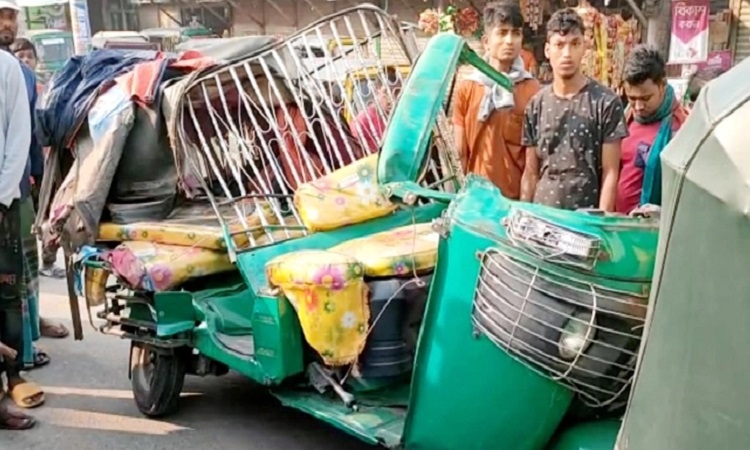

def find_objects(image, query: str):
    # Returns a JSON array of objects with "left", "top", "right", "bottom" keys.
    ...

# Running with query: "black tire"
[{"left": 130, "top": 342, "right": 187, "bottom": 418}]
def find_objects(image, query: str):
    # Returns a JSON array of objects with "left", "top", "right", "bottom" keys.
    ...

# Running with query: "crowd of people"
[
  {"left": 0, "top": 0, "right": 725, "bottom": 432},
  {"left": 0, "top": 0, "right": 69, "bottom": 431},
  {"left": 453, "top": 2, "right": 690, "bottom": 214},
  {"left": 353, "top": 2, "right": 718, "bottom": 218}
]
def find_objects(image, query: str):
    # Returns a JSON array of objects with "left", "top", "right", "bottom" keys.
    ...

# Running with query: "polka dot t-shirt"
[{"left": 522, "top": 80, "right": 628, "bottom": 210}]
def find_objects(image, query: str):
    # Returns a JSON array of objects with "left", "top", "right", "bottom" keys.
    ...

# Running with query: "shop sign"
[
  {"left": 695, "top": 50, "right": 733, "bottom": 72},
  {"left": 669, "top": 0, "right": 710, "bottom": 64}
]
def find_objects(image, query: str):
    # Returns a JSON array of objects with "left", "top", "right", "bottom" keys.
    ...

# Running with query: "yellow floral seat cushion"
[
  {"left": 98, "top": 202, "right": 278, "bottom": 251},
  {"left": 107, "top": 241, "right": 235, "bottom": 292},
  {"left": 294, "top": 154, "right": 397, "bottom": 232},
  {"left": 329, "top": 222, "right": 440, "bottom": 277},
  {"left": 266, "top": 250, "right": 369, "bottom": 366}
]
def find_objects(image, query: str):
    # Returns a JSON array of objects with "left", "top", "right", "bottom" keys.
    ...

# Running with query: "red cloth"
[
  {"left": 114, "top": 50, "right": 216, "bottom": 105},
  {"left": 616, "top": 102, "right": 688, "bottom": 214},
  {"left": 350, "top": 104, "right": 385, "bottom": 154}
]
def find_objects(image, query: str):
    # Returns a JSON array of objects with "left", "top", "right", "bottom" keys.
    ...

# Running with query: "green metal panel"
[
  {"left": 154, "top": 291, "right": 195, "bottom": 337},
  {"left": 450, "top": 175, "right": 659, "bottom": 284},
  {"left": 249, "top": 292, "right": 304, "bottom": 382},
  {"left": 618, "top": 59, "right": 750, "bottom": 450},
  {"left": 185, "top": 284, "right": 302, "bottom": 384},
  {"left": 402, "top": 179, "right": 573, "bottom": 450},
  {"left": 271, "top": 389, "right": 406, "bottom": 448},
  {"left": 377, "top": 33, "right": 464, "bottom": 186}
]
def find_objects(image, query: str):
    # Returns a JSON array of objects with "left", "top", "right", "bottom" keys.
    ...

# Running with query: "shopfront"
[{"left": 417, "top": 0, "right": 643, "bottom": 91}]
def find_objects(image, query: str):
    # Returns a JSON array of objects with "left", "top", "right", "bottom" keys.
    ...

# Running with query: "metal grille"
[
  {"left": 472, "top": 247, "right": 648, "bottom": 408},
  {"left": 168, "top": 5, "right": 457, "bottom": 255}
]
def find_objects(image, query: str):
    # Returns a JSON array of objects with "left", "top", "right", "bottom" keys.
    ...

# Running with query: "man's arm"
[
  {"left": 599, "top": 96, "right": 628, "bottom": 211},
  {"left": 451, "top": 82, "right": 469, "bottom": 168},
  {"left": 521, "top": 147, "right": 539, "bottom": 202},
  {"left": 520, "top": 99, "right": 539, "bottom": 202},
  {"left": 599, "top": 141, "right": 621, "bottom": 211},
  {"left": 0, "top": 59, "right": 32, "bottom": 209}
]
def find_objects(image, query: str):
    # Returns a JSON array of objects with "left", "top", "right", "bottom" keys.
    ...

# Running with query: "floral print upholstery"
[
  {"left": 294, "top": 154, "right": 397, "bottom": 232},
  {"left": 264, "top": 223, "right": 440, "bottom": 365},
  {"left": 329, "top": 223, "right": 440, "bottom": 277},
  {"left": 98, "top": 202, "right": 278, "bottom": 251},
  {"left": 265, "top": 250, "right": 369, "bottom": 366},
  {"left": 107, "top": 241, "right": 235, "bottom": 292}
]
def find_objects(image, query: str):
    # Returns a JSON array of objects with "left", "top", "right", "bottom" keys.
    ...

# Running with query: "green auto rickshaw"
[
  {"left": 42, "top": 5, "right": 662, "bottom": 449},
  {"left": 24, "top": 28, "right": 74, "bottom": 83}
]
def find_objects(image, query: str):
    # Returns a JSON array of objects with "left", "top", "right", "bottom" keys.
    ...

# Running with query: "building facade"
[{"left": 102, "top": 0, "right": 435, "bottom": 36}]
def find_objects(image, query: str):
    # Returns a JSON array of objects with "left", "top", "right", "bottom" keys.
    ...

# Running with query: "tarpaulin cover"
[
  {"left": 47, "top": 83, "right": 136, "bottom": 249},
  {"left": 114, "top": 50, "right": 215, "bottom": 106},
  {"left": 36, "top": 49, "right": 167, "bottom": 150}
]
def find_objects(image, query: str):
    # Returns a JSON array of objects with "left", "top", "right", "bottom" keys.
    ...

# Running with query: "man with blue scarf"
[{"left": 617, "top": 45, "right": 688, "bottom": 214}]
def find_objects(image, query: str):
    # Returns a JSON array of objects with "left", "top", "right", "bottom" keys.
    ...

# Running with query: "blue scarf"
[{"left": 630, "top": 85, "right": 676, "bottom": 207}]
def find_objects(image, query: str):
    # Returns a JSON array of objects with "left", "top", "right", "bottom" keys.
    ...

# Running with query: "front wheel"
[{"left": 130, "top": 342, "right": 187, "bottom": 418}]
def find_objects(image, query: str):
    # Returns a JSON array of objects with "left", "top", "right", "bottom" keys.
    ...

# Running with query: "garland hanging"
[{"left": 418, "top": 5, "right": 482, "bottom": 39}]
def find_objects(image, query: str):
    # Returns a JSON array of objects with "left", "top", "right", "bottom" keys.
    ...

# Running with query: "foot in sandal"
[
  {"left": 24, "top": 346, "right": 51, "bottom": 371},
  {"left": 7, "top": 376, "right": 44, "bottom": 409},
  {"left": 0, "top": 403, "right": 35, "bottom": 430},
  {"left": 39, "top": 318, "right": 69, "bottom": 339}
]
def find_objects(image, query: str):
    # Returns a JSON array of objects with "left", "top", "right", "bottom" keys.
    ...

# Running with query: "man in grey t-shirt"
[
  {"left": 0, "top": 1, "right": 34, "bottom": 428},
  {"left": 520, "top": 8, "right": 627, "bottom": 212}
]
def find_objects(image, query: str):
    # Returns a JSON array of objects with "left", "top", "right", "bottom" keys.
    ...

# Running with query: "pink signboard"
[
  {"left": 696, "top": 50, "right": 733, "bottom": 72},
  {"left": 668, "top": 0, "right": 710, "bottom": 64}
]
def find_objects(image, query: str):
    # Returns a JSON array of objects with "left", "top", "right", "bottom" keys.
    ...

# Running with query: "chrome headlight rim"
[{"left": 558, "top": 310, "right": 597, "bottom": 361}]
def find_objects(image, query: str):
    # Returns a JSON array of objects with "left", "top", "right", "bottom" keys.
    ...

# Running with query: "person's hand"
[
  {"left": 0, "top": 342, "right": 17, "bottom": 360},
  {"left": 630, "top": 204, "right": 661, "bottom": 219}
]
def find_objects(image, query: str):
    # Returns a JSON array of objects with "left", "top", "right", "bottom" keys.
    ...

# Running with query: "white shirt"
[{"left": 0, "top": 50, "right": 31, "bottom": 208}]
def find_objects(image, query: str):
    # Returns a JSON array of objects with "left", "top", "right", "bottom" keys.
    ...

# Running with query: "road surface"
[{"left": 3, "top": 274, "right": 374, "bottom": 450}]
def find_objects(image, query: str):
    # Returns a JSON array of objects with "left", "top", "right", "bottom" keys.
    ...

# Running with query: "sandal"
[
  {"left": 8, "top": 381, "right": 45, "bottom": 409},
  {"left": 40, "top": 319, "right": 69, "bottom": 339},
  {"left": 0, "top": 407, "right": 35, "bottom": 430},
  {"left": 33, "top": 348, "right": 50, "bottom": 369}
]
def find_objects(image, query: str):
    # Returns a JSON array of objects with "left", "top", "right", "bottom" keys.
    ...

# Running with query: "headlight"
[
  {"left": 506, "top": 210, "right": 599, "bottom": 259},
  {"left": 558, "top": 311, "right": 596, "bottom": 360}
]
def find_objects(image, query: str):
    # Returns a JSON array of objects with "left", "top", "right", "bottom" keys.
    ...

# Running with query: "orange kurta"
[{"left": 453, "top": 77, "right": 540, "bottom": 199}]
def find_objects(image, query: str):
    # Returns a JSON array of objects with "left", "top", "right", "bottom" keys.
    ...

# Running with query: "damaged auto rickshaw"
[{"left": 38, "top": 5, "right": 663, "bottom": 449}]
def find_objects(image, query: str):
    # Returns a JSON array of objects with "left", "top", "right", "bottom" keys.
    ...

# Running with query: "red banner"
[{"left": 668, "top": 0, "right": 710, "bottom": 64}]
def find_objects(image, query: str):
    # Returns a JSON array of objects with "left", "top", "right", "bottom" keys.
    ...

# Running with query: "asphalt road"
[{"left": 3, "top": 274, "right": 374, "bottom": 450}]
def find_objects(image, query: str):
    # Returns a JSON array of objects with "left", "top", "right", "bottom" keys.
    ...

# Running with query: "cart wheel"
[{"left": 130, "top": 342, "right": 187, "bottom": 418}]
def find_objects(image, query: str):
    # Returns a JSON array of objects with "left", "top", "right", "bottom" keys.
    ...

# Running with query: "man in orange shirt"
[{"left": 453, "top": 1, "right": 540, "bottom": 199}]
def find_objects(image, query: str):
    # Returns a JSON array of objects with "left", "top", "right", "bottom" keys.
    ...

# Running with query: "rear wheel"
[{"left": 130, "top": 342, "right": 187, "bottom": 418}]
